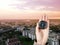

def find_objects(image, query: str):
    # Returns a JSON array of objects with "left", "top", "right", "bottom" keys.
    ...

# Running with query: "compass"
[{"left": 39, "top": 21, "right": 47, "bottom": 29}]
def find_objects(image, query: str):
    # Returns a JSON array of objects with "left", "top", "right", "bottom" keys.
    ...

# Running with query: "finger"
[
  {"left": 47, "top": 20, "right": 49, "bottom": 28},
  {"left": 38, "top": 18, "right": 42, "bottom": 23},
  {"left": 36, "top": 23, "right": 39, "bottom": 30},
  {"left": 36, "top": 22, "right": 42, "bottom": 32},
  {"left": 37, "top": 16, "right": 42, "bottom": 29},
  {"left": 39, "top": 15, "right": 48, "bottom": 22},
  {"left": 42, "top": 15, "right": 45, "bottom": 20},
  {"left": 42, "top": 15, "right": 49, "bottom": 28},
  {"left": 42, "top": 15, "right": 48, "bottom": 21}
]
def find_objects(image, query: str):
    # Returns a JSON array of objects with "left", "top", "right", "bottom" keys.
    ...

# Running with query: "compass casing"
[{"left": 39, "top": 21, "right": 47, "bottom": 29}]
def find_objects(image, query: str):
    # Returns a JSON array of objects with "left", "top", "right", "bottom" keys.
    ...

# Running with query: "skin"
[{"left": 35, "top": 15, "right": 49, "bottom": 45}]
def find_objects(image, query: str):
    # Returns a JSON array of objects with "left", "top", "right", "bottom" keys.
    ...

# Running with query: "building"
[
  {"left": 15, "top": 26, "right": 24, "bottom": 32},
  {"left": 22, "top": 27, "right": 35, "bottom": 40},
  {"left": 48, "top": 31, "right": 59, "bottom": 45},
  {"left": 22, "top": 28, "right": 60, "bottom": 45},
  {"left": 6, "top": 37, "right": 21, "bottom": 45}
]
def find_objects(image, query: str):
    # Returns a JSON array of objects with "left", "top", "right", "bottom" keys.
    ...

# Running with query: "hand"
[{"left": 35, "top": 15, "right": 49, "bottom": 45}]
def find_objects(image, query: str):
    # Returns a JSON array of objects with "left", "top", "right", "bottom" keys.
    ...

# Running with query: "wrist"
[
  {"left": 34, "top": 39, "right": 45, "bottom": 45},
  {"left": 34, "top": 39, "right": 42, "bottom": 45},
  {"left": 34, "top": 42, "right": 41, "bottom": 45},
  {"left": 34, "top": 41, "right": 45, "bottom": 45}
]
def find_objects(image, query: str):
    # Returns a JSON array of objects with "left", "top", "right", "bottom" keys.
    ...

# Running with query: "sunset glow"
[{"left": 0, "top": 0, "right": 60, "bottom": 19}]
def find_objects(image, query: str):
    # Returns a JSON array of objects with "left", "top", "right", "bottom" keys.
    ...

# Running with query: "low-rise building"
[
  {"left": 6, "top": 37, "right": 21, "bottom": 45},
  {"left": 22, "top": 27, "right": 35, "bottom": 40}
]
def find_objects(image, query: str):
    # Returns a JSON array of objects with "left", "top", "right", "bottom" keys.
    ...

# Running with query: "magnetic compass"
[{"left": 39, "top": 21, "right": 47, "bottom": 29}]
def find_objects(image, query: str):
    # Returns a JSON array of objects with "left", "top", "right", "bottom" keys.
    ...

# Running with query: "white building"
[
  {"left": 22, "top": 28, "right": 36, "bottom": 40},
  {"left": 15, "top": 26, "right": 25, "bottom": 32},
  {"left": 23, "top": 29, "right": 60, "bottom": 45},
  {"left": 48, "top": 32, "right": 59, "bottom": 45}
]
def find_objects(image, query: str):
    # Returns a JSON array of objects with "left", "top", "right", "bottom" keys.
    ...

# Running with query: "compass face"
[{"left": 39, "top": 21, "right": 47, "bottom": 29}]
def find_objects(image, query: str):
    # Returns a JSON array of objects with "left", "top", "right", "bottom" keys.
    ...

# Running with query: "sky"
[{"left": 0, "top": 0, "right": 60, "bottom": 19}]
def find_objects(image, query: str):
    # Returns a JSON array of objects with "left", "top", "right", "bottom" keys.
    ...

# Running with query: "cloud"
[
  {"left": 16, "top": 5, "right": 55, "bottom": 11},
  {"left": 23, "top": 0, "right": 59, "bottom": 10},
  {"left": 2, "top": 0, "right": 59, "bottom": 11}
]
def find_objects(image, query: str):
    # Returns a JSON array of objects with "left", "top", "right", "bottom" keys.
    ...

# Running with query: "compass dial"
[{"left": 39, "top": 21, "right": 47, "bottom": 29}]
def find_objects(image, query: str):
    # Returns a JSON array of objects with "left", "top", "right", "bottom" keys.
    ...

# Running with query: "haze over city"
[{"left": 0, "top": 0, "right": 60, "bottom": 19}]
